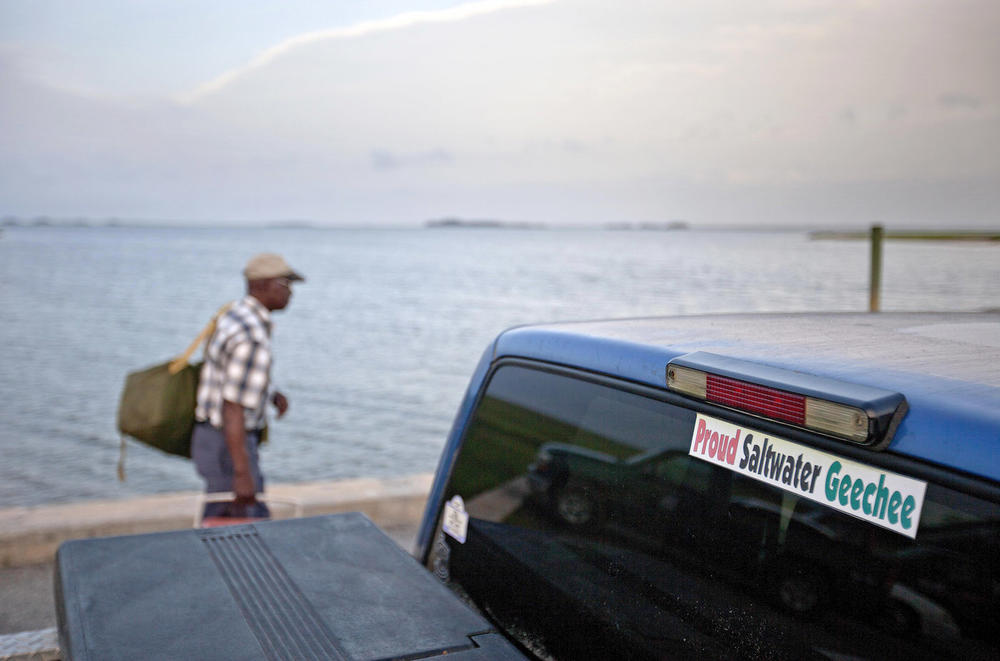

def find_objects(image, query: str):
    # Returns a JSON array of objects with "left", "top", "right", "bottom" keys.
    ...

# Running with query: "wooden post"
[{"left": 869, "top": 225, "right": 883, "bottom": 312}]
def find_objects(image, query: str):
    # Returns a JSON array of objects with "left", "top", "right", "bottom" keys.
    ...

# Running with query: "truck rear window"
[{"left": 430, "top": 364, "right": 999, "bottom": 660}]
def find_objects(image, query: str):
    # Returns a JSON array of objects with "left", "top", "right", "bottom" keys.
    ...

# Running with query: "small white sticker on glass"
[{"left": 442, "top": 495, "right": 469, "bottom": 544}]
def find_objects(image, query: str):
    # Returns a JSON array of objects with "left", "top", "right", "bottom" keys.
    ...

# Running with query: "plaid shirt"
[{"left": 195, "top": 296, "right": 273, "bottom": 430}]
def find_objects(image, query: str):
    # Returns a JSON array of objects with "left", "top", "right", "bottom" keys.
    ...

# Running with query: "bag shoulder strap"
[{"left": 168, "top": 302, "right": 235, "bottom": 374}]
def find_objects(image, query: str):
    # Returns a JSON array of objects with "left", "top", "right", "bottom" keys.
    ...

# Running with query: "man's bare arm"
[{"left": 222, "top": 400, "right": 256, "bottom": 504}]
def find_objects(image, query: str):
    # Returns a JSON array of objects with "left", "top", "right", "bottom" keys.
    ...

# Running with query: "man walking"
[{"left": 192, "top": 253, "right": 304, "bottom": 519}]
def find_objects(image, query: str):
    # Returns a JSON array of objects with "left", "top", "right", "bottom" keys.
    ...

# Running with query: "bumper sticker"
[{"left": 689, "top": 413, "right": 927, "bottom": 538}]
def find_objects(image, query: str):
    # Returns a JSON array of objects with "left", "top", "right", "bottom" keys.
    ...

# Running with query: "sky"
[{"left": 1, "top": 0, "right": 998, "bottom": 228}]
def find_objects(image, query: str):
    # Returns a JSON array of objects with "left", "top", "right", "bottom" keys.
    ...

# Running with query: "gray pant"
[{"left": 191, "top": 422, "right": 270, "bottom": 518}]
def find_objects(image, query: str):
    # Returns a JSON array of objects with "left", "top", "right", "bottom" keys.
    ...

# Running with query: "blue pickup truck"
[
  {"left": 416, "top": 312, "right": 999, "bottom": 660},
  {"left": 57, "top": 312, "right": 999, "bottom": 660}
]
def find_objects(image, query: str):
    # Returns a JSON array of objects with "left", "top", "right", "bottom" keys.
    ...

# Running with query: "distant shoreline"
[
  {"left": 424, "top": 218, "right": 691, "bottom": 231},
  {"left": 810, "top": 230, "right": 1000, "bottom": 242},
  {"left": 3, "top": 218, "right": 999, "bottom": 238}
]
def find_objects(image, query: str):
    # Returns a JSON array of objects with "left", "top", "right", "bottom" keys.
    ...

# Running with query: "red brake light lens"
[
  {"left": 667, "top": 360, "right": 879, "bottom": 445},
  {"left": 705, "top": 374, "right": 805, "bottom": 426}
]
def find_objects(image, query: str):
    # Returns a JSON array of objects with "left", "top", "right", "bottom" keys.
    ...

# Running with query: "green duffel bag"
[
  {"left": 116, "top": 304, "right": 231, "bottom": 480},
  {"left": 117, "top": 359, "right": 202, "bottom": 459}
]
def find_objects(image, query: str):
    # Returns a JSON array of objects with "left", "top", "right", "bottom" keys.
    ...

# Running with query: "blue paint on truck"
[{"left": 418, "top": 312, "right": 1000, "bottom": 659}]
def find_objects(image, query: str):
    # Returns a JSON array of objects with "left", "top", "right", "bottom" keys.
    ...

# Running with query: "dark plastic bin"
[{"left": 55, "top": 512, "right": 525, "bottom": 660}]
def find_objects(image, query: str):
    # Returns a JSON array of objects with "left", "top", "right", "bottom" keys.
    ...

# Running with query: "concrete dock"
[{"left": 0, "top": 473, "right": 433, "bottom": 660}]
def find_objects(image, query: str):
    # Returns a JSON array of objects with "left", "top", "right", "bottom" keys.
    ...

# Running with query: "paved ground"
[{"left": 0, "top": 563, "right": 55, "bottom": 635}]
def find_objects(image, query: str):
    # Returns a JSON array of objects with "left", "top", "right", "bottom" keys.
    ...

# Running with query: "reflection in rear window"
[{"left": 431, "top": 365, "right": 1000, "bottom": 660}]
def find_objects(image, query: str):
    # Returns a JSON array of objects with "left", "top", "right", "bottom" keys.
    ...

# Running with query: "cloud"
[
  {"left": 887, "top": 103, "right": 907, "bottom": 121},
  {"left": 371, "top": 148, "right": 454, "bottom": 171},
  {"left": 839, "top": 107, "right": 857, "bottom": 125},
  {"left": 3, "top": 0, "right": 999, "bottom": 226},
  {"left": 178, "top": 0, "right": 557, "bottom": 104},
  {"left": 939, "top": 92, "right": 984, "bottom": 110}
]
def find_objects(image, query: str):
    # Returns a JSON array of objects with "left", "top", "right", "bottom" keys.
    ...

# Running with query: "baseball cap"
[{"left": 243, "top": 253, "right": 305, "bottom": 282}]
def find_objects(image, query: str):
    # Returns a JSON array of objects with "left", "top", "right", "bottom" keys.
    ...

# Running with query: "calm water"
[{"left": 1, "top": 226, "right": 997, "bottom": 507}]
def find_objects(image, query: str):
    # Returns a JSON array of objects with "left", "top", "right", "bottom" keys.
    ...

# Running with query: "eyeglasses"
[{"left": 274, "top": 277, "right": 293, "bottom": 289}]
